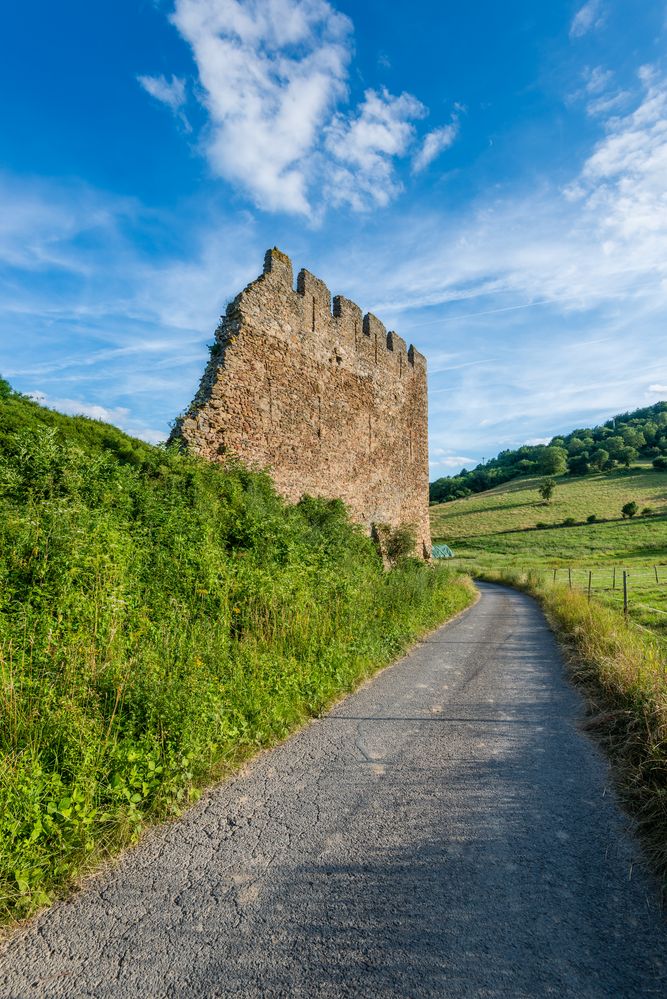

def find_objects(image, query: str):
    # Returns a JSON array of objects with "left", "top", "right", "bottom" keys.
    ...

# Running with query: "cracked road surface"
[{"left": 2, "top": 582, "right": 667, "bottom": 997}]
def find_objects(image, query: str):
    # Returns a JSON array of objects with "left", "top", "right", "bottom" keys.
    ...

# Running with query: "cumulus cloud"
[
  {"left": 325, "top": 88, "right": 426, "bottom": 209},
  {"left": 569, "top": 0, "right": 605, "bottom": 39},
  {"left": 649, "top": 384, "right": 667, "bottom": 394},
  {"left": 140, "top": 0, "right": 456, "bottom": 214},
  {"left": 166, "top": 0, "right": 353, "bottom": 213}
]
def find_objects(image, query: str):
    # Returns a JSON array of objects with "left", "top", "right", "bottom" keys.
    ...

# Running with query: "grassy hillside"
[
  {"left": 430, "top": 400, "right": 667, "bottom": 503},
  {"left": 431, "top": 466, "right": 667, "bottom": 635},
  {"left": 0, "top": 384, "right": 474, "bottom": 924},
  {"left": 431, "top": 465, "right": 667, "bottom": 541}
]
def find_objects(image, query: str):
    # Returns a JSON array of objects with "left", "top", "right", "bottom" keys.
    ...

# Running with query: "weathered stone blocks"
[{"left": 172, "top": 249, "right": 431, "bottom": 556}]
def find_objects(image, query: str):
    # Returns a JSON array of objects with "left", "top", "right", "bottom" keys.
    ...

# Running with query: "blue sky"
[{"left": 1, "top": 0, "right": 666, "bottom": 476}]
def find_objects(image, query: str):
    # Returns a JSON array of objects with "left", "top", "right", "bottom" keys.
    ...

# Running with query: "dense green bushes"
[{"left": 0, "top": 388, "right": 473, "bottom": 923}]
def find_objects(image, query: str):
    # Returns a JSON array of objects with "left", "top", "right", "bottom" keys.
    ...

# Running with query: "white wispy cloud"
[
  {"left": 140, "top": 0, "right": 457, "bottom": 214},
  {"left": 429, "top": 450, "right": 477, "bottom": 471},
  {"left": 313, "top": 65, "right": 667, "bottom": 461},
  {"left": 344, "top": 64, "right": 667, "bottom": 321},
  {"left": 649, "top": 384, "right": 667, "bottom": 393},
  {"left": 27, "top": 392, "right": 166, "bottom": 443},
  {"left": 0, "top": 173, "right": 264, "bottom": 440},
  {"left": 569, "top": 0, "right": 605, "bottom": 40},
  {"left": 137, "top": 73, "right": 187, "bottom": 112},
  {"left": 412, "top": 119, "right": 459, "bottom": 173}
]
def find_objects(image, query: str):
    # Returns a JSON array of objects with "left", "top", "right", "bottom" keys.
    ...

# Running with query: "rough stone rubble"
[{"left": 173, "top": 248, "right": 431, "bottom": 555}]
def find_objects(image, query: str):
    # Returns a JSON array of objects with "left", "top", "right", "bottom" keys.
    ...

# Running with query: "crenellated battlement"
[
  {"left": 249, "top": 248, "right": 423, "bottom": 372},
  {"left": 173, "top": 248, "right": 431, "bottom": 557}
]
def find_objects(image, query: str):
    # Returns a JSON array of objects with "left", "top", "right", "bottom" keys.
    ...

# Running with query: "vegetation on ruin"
[
  {"left": 0, "top": 380, "right": 474, "bottom": 925},
  {"left": 430, "top": 401, "right": 667, "bottom": 503}
]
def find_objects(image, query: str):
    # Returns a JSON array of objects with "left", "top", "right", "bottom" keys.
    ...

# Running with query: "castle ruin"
[{"left": 173, "top": 249, "right": 431, "bottom": 556}]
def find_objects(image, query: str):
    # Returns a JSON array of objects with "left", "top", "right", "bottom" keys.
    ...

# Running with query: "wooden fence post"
[
  {"left": 568, "top": 567, "right": 572, "bottom": 589},
  {"left": 623, "top": 570, "right": 628, "bottom": 623},
  {"left": 612, "top": 566, "right": 616, "bottom": 590},
  {"left": 588, "top": 570, "right": 592, "bottom": 601},
  {"left": 553, "top": 568, "right": 557, "bottom": 583},
  {"left": 655, "top": 566, "right": 659, "bottom": 584}
]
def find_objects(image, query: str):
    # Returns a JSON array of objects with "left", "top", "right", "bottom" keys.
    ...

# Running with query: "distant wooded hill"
[{"left": 430, "top": 401, "right": 667, "bottom": 503}]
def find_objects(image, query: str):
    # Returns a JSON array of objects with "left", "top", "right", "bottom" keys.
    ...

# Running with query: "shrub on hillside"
[
  {"left": 622, "top": 501, "right": 638, "bottom": 519},
  {"left": 537, "top": 477, "right": 556, "bottom": 503},
  {"left": 373, "top": 522, "right": 418, "bottom": 566},
  {"left": 587, "top": 514, "right": 597, "bottom": 523},
  {"left": 0, "top": 392, "right": 473, "bottom": 923}
]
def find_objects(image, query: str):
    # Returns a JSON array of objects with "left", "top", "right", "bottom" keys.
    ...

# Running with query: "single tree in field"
[
  {"left": 621, "top": 501, "right": 638, "bottom": 519},
  {"left": 538, "top": 477, "right": 556, "bottom": 504}
]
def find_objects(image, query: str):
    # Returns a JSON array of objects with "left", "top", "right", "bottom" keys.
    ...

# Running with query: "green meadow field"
[{"left": 431, "top": 466, "right": 667, "bottom": 636}]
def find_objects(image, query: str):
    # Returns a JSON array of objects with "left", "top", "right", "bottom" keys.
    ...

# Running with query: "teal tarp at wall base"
[{"left": 431, "top": 543, "right": 454, "bottom": 559}]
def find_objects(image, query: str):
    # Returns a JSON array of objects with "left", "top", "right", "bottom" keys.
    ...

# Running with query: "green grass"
[
  {"left": 431, "top": 466, "right": 667, "bottom": 637},
  {"left": 0, "top": 391, "right": 474, "bottom": 925},
  {"left": 431, "top": 465, "right": 667, "bottom": 540}
]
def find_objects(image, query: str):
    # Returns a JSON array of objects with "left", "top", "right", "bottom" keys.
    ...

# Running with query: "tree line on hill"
[{"left": 430, "top": 401, "right": 667, "bottom": 503}]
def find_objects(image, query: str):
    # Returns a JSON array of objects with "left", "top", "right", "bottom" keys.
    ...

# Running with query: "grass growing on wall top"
[{"left": 0, "top": 386, "right": 474, "bottom": 925}]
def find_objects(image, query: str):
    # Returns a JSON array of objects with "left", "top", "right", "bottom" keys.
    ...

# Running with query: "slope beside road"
[{"left": 1, "top": 582, "right": 666, "bottom": 997}]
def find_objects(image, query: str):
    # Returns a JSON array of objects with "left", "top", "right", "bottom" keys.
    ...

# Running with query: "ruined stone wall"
[{"left": 173, "top": 248, "right": 431, "bottom": 555}]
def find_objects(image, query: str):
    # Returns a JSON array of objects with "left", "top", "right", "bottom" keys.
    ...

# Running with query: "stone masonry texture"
[{"left": 172, "top": 249, "right": 431, "bottom": 555}]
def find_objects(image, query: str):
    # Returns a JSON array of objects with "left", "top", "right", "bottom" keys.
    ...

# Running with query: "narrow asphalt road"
[{"left": 1, "top": 582, "right": 666, "bottom": 998}]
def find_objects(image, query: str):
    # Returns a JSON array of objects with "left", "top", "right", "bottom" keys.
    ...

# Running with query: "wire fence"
[{"left": 545, "top": 565, "right": 667, "bottom": 627}]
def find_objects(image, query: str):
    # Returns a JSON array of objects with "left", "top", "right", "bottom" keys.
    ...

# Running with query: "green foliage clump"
[
  {"left": 621, "top": 501, "right": 638, "bottom": 519},
  {"left": 537, "top": 477, "right": 556, "bottom": 503},
  {"left": 373, "top": 522, "right": 419, "bottom": 566},
  {"left": 0, "top": 387, "right": 473, "bottom": 923}
]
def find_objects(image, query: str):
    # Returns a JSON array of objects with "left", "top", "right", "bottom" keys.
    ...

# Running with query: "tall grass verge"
[
  {"left": 0, "top": 391, "right": 474, "bottom": 925},
  {"left": 477, "top": 567, "right": 667, "bottom": 886}
]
